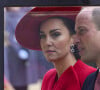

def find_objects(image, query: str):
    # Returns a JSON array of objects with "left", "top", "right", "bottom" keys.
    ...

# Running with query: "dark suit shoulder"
[{"left": 82, "top": 70, "right": 98, "bottom": 90}]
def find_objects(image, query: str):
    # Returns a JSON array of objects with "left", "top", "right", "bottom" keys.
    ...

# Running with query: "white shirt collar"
[
  {"left": 99, "top": 69, "right": 100, "bottom": 72},
  {"left": 97, "top": 67, "right": 100, "bottom": 72}
]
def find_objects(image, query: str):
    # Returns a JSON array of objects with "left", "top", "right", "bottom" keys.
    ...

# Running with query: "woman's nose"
[{"left": 45, "top": 36, "right": 53, "bottom": 46}]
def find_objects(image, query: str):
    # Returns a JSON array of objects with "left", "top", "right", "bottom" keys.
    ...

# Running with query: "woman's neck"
[{"left": 53, "top": 53, "right": 76, "bottom": 79}]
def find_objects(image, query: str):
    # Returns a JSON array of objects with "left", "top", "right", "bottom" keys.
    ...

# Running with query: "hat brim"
[{"left": 15, "top": 7, "right": 81, "bottom": 50}]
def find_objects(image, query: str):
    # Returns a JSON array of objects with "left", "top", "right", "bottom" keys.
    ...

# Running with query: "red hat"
[{"left": 15, "top": 7, "right": 81, "bottom": 50}]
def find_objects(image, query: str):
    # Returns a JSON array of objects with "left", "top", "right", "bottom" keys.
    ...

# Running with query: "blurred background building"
[{"left": 4, "top": 7, "right": 54, "bottom": 90}]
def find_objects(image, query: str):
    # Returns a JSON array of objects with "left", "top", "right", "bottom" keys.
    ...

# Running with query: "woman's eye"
[
  {"left": 40, "top": 34, "right": 46, "bottom": 39},
  {"left": 52, "top": 32, "right": 61, "bottom": 38}
]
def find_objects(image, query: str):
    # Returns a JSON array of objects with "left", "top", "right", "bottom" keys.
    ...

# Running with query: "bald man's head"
[
  {"left": 76, "top": 7, "right": 100, "bottom": 30},
  {"left": 92, "top": 7, "right": 100, "bottom": 30}
]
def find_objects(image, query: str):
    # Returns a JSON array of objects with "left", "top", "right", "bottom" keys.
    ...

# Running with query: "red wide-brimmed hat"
[{"left": 15, "top": 7, "right": 81, "bottom": 50}]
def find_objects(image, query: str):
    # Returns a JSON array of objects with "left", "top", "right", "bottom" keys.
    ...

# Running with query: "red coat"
[{"left": 41, "top": 60, "right": 96, "bottom": 90}]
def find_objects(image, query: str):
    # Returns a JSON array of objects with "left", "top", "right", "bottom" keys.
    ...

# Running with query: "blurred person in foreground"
[
  {"left": 15, "top": 7, "right": 96, "bottom": 90},
  {"left": 75, "top": 6, "right": 100, "bottom": 90}
]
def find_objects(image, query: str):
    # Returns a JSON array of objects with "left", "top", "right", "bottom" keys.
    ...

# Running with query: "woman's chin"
[{"left": 46, "top": 57, "right": 58, "bottom": 62}]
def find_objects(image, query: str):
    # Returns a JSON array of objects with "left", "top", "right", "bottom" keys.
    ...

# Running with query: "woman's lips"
[{"left": 46, "top": 50, "right": 56, "bottom": 53}]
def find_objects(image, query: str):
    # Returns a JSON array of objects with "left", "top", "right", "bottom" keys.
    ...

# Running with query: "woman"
[{"left": 15, "top": 7, "right": 96, "bottom": 90}]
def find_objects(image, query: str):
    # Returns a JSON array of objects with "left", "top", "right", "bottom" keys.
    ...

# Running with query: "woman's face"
[{"left": 40, "top": 18, "right": 73, "bottom": 62}]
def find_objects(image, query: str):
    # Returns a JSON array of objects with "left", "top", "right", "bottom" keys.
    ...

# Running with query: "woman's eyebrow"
[
  {"left": 40, "top": 29, "right": 60, "bottom": 34},
  {"left": 50, "top": 29, "right": 60, "bottom": 33}
]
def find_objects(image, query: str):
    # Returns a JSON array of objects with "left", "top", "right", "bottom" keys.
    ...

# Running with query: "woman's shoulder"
[
  {"left": 41, "top": 68, "right": 56, "bottom": 90},
  {"left": 43, "top": 68, "right": 56, "bottom": 79}
]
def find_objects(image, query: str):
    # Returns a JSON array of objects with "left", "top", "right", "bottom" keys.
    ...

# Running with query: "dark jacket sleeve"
[{"left": 82, "top": 70, "right": 98, "bottom": 90}]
